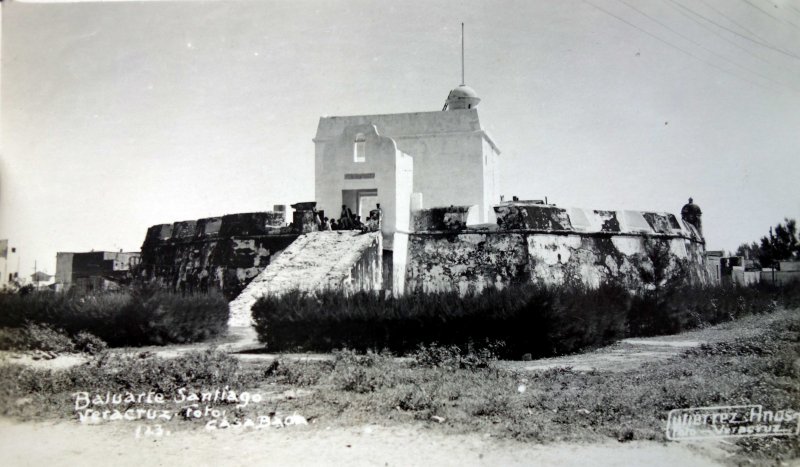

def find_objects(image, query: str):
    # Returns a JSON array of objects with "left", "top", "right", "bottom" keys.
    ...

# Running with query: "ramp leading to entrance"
[{"left": 228, "top": 230, "right": 382, "bottom": 326}]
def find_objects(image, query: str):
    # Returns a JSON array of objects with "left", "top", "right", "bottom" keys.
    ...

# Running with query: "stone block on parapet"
[
  {"left": 171, "top": 220, "right": 197, "bottom": 240},
  {"left": 593, "top": 210, "right": 620, "bottom": 233},
  {"left": 290, "top": 201, "right": 317, "bottom": 211},
  {"left": 145, "top": 224, "right": 174, "bottom": 243},
  {"left": 642, "top": 212, "right": 681, "bottom": 235},
  {"left": 265, "top": 210, "right": 286, "bottom": 228},
  {"left": 413, "top": 206, "right": 475, "bottom": 232},
  {"left": 219, "top": 212, "right": 275, "bottom": 237},
  {"left": 494, "top": 204, "right": 573, "bottom": 231},
  {"left": 196, "top": 217, "right": 223, "bottom": 237},
  {"left": 293, "top": 210, "right": 320, "bottom": 234}
]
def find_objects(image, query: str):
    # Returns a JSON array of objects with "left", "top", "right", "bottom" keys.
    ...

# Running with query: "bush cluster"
[
  {"left": 0, "top": 286, "right": 229, "bottom": 348},
  {"left": 0, "top": 349, "right": 247, "bottom": 403},
  {"left": 252, "top": 281, "right": 800, "bottom": 358},
  {"left": 0, "top": 323, "right": 83, "bottom": 354}
]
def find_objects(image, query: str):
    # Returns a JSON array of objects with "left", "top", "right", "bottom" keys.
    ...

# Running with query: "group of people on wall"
[{"left": 316, "top": 204, "right": 381, "bottom": 233}]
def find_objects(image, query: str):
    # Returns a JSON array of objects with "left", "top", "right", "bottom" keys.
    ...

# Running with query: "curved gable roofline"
[{"left": 314, "top": 109, "right": 501, "bottom": 155}]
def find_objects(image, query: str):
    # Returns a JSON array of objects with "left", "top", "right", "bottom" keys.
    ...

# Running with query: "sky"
[{"left": 1, "top": 0, "right": 799, "bottom": 278}]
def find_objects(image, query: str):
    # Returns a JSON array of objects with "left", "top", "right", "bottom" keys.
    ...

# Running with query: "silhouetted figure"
[
  {"left": 681, "top": 197, "right": 703, "bottom": 236},
  {"left": 339, "top": 205, "right": 352, "bottom": 229},
  {"left": 199, "top": 268, "right": 209, "bottom": 293}
]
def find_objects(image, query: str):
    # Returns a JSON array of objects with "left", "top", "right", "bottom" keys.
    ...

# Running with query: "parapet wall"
[
  {"left": 139, "top": 210, "right": 298, "bottom": 299},
  {"left": 405, "top": 204, "right": 707, "bottom": 295}
]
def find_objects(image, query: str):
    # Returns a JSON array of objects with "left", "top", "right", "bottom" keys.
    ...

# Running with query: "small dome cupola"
[
  {"left": 442, "top": 24, "right": 480, "bottom": 111},
  {"left": 444, "top": 84, "right": 481, "bottom": 111}
]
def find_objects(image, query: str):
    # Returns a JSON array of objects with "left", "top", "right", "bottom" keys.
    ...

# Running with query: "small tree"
[
  {"left": 757, "top": 219, "right": 799, "bottom": 268},
  {"left": 735, "top": 242, "right": 760, "bottom": 261}
]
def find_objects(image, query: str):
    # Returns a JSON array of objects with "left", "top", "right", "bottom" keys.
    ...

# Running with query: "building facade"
[
  {"left": 313, "top": 85, "right": 501, "bottom": 243},
  {"left": 55, "top": 251, "right": 141, "bottom": 293}
]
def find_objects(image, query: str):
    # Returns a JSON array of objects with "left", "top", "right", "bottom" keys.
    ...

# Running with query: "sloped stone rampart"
[{"left": 228, "top": 230, "right": 382, "bottom": 326}]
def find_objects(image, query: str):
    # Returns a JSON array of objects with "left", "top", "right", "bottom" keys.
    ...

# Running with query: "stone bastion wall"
[
  {"left": 140, "top": 201, "right": 707, "bottom": 320},
  {"left": 139, "top": 210, "right": 299, "bottom": 299},
  {"left": 403, "top": 203, "right": 707, "bottom": 296}
]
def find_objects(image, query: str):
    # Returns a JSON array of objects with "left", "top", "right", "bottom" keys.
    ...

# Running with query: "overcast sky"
[{"left": 1, "top": 0, "right": 799, "bottom": 277}]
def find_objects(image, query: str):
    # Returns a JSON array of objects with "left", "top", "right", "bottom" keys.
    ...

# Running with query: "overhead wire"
[
  {"left": 663, "top": 0, "right": 800, "bottom": 61},
  {"left": 738, "top": 0, "right": 800, "bottom": 31},
  {"left": 696, "top": 0, "right": 800, "bottom": 67},
  {"left": 613, "top": 0, "right": 797, "bottom": 92},
  {"left": 582, "top": 0, "right": 775, "bottom": 93},
  {"left": 697, "top": 0, "right": 773, "bottom": 39}
]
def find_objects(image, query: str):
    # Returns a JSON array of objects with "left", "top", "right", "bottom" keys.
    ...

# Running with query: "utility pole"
[{"left": 461, "top": 22, "right": 465, "bottom": 85}]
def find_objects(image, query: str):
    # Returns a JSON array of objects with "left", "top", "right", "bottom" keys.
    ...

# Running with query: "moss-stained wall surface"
[
  {"left": 139, "top": 211, "right": 298, "bottom": 300},
  {"left": 406, "top": 233, "right": 529, "bottom": 295},
  {"left": 405, "top": 204, "right": 708, "bottom": 294}
]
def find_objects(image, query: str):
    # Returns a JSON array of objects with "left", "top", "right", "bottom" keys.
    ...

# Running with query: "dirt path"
[
  {"left": 0, "top": 418, "right": 728, "bottom": 466},
  {"left": 502, "top": 309, "right": 792, "bottom": 373}
]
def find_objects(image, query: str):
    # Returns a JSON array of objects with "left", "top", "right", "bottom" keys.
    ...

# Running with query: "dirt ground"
[
  {"left": 502, "top": 309, "right": 785, "bottom": 373},
  {"left": 1, "top": 310, "right": 796, "bottom": 466},
  {"left": 0, "top": 418, "right": 731, "bottom": 467}
]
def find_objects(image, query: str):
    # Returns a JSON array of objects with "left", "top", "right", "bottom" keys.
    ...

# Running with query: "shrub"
[
  {"left": 412, "top": 342, "right": 501, "bottom": 371},
  {"left": 329, "top": 349, "right": 395, "bottom": 393},
  {"left": 253, "top": 281, "right": 800, "bottom": 359},
  {"left": 0, "top": 324, "right": 75, "bottom": 353},
  {"left": 252, "top": 284, "right": 627, "bottom": 358},
  {"left": 72, "top": 332, "right": 108, "bottom": 355},
  {"left": 0, "top": 286, "right": 229, "bottom": 347}
]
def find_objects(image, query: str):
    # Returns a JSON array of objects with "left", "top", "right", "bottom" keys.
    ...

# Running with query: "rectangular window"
[{"left": 354, "top": 133, "right": 366, "bottom": 162}]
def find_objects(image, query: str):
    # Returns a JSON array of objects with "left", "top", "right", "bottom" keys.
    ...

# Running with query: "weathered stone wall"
[
  {"left": 404, "top": 204, "right": 708, "bottom": 295},
  {"left": 405, "top": 233, "right": 529, "bottom": 295},
  {"left": 139, "top": 211, "right": 298, "bottom": 299}
]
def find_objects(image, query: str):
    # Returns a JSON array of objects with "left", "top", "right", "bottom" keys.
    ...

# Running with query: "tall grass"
[
  {"left": 252, "top": 281, "right": 799, "bottom": 358},
  {"left": 0, "top": 286, "right": 229, "bottom": 347}
]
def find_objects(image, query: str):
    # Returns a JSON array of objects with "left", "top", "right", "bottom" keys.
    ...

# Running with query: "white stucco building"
[{"left": 313, "top": 85, "right": 501, "bottom": 250}]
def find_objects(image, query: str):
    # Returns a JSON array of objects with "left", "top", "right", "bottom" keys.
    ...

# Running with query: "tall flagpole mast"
[{"left": 461, "top": 22, "right": 465, "bottom": 85}]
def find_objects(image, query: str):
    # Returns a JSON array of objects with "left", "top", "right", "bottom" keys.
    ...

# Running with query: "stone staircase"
[{"left": 228, "top": 230, "right": 382, "bottom": 326}]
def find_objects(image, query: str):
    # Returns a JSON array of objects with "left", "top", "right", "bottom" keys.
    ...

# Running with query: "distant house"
[
  {"left": 704, "top": 250, "right": 724, "bottom": 284},
  {"left": 55, "top": 251, "right": 141, "bottom": 293},
  {"left": 704, "top": 252, "right": 800, "bottom": 287},
  {"left": 761, "top": 260, "right": 800, "bottom": 286}
]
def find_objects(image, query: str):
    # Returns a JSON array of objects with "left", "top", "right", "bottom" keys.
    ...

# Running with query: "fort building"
[{"left": 137, "top": 82, "right": 709, "bottom": 327}]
